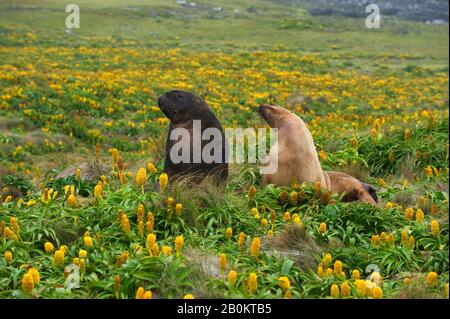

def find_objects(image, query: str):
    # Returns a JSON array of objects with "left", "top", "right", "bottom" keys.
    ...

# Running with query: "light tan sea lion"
[{"left": 258, "top": 104, "right": 377, "bottom": 205}]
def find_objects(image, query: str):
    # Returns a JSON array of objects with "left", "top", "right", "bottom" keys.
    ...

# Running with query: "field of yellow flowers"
[{"left": 0, "top": 1, "right": 449, "bottom": 299}]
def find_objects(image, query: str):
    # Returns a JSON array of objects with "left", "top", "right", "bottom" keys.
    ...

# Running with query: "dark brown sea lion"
[
  {"left": 157, "top": 90, "right": 228, "bottom": 185},
  {"left": 258, "top": 104, "right": 377, "bottom": 205}
]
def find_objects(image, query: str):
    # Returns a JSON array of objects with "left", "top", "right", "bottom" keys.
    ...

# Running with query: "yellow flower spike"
[
  {"left": 44, "top": 242, "right": 54, "bottom": 253},
  {"left": 79, "top": 249, "right": 87, "bottom": 258},
  {"left": 290, "top": 191, "right": 298, "bottom": 205},
  {"left": 67, "top": 194, "right": 78, "bottom": 207},
  {"left": 137, "top": 204, "right": 145, "bottom": 222},
  {"left": 26, "top": 199, "right": 36, "bottom": 207},
  {"left": 175, "top": 235, "right": 184, "bottom": 257},
  {"left": 278, "top": 276, "right": 291, "bottom": 290},
  {"left": 143, "top": 291, "right": 153, "bottom": 299},
  {"left": 151, "top": 243, "right": 159, "bottom": 256},
  {"left": 27, "top": 268, "right": 40, "bottom": 285},
  {"left": 94, "top": 183, "right": 104, "bottom": 202},
  {"left": 4, "top": 250, "right": 13, "bottom": 263},
  {"left": 415, "top": 209, "right": 424, "bottom": 223},
  {"left": 355, "top": 279, "right": 366, "bottom": 296},
  {"left": 409, "top": 235, "right": 415, "bottom": 249},
  {"left": 248, "top": 186, "right": 256, "bottom": 199},
  {"left": 250, "top": 207, "right": 259, "bottom": 216},
  {"left": 330, "top": 284, "right": 340, "bottom": 298},
  {"left": 319, "top": 222, "right": 327, "bottom": 234},
  {"left": 403, "top": 277, "right": 410, "bottom": 286},
  {"left": 405, "top": 207, "right": 414, "bottom": 220},
  {"left": 425, "top": 272, "right": 438, "bottom": 287},
  {"left": 424, "top": 166, "right": 433, "bottom": 178},
  {"left": 175, "top": 203, "right": 183, "bottom": 216},
  {"left": 22, "top": 273, "right": 34, "bottom": 295},
  {"left": 136, "top": 287, "right": 145, "bottom": 299},
  {"left": 228, "top": 270, "right": 238, "bottom": 286},
  {"left": 372, "top": 287, "right": 383, "bottom": 299},
  {"left": 219, "top": 253, "right": 227, "bottom": 273},
  {"left": 147, "top": 162, "right": 157, "bottom": 174},
  {"left": 250, "top": 237, "right": 260, "bottom": 257},
  {"left": 76, "top": 168, "right": 81, "bottom": 181},
  {"left": 183, "top": 294, "right": 194, "bottom": 299},
  {"left": 111, "top": 148, "right": 119, "bottom": 163},
  {"left": 238, "top": 232, "right": 245, "bottom": 251},
  {"left": 159, "top": 173, "right": 168, "bottom": 191},
  {"left": 84, "top": 236, "right": 93, "bottom": 247},
  {"left": 430, "top": 220, "right": 440, "bottom": 237},
  {"left": 445, "top": 283, "right": 449, "bottom": 299},
  {"left": 225, "top": 227, "right": 232, "bottom": 239},
  {"left": 161, "top": 245, "right": 172, "bottom": 256},
  {"left": 248, "top": 273, "right": 258, "bottom": 293},
  {"left": 340, "top": 282, "right": 351, "bottom": 297},
  {"left": 114, "top": 275, "right": 120, "bottom": 296},
  {"left": 317, "top": 265, "right": 324, "bottom": 278},
  {"left": 260, "top": 218, "right": 268, "bottom": 227},
  {"left": 135, "top": 168, "right": 147, "bottom": 193},
  {"left": 138, "top": 221, "right": 144, "bottom": 238},
  {"left": 333, "top": 260, "right": 343, "bottom": 275},
  {"left": 324, "top": 253, "right": 332, "bottom": 265},
  {"left": 352, "top": 269, "right": 360, "bottom": 280},
  {"left": 73, "top": 258, "right": 80, "bottom": 266},
  {"left": 53, "top": 249, "right": 65, "bottom": 266},
  {"left": 283, "top": 212, "right": 291, "bottom": 222}
]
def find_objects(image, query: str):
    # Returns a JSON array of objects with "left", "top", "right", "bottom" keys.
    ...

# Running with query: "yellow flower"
[
  {"left": 445, "top": 283, "right": 449, "bottom": 299},
  {"left": 250, "top": 237, "right": 260, "bottom": 257},
  {"left": 248, "top": 273, "right": 258, "bottom": 293},
  {"left": 278, "top": 276, "right": 290, "bottom": 290},
  {"left": 314, "top": 181, "right": 321, "bottom": 194},
  {"left": 424, "top": 166, "right": 433, "bottom": 178},
  {"left": 147, "top": 162, "right": 158, "bottom": 174},
  {"left": 333, "top": 260, "right": 343, "bottom": 275},
  {"left": 409, "top": 235, "right": 415, "bottom": 249},
  {"left": 84, "top": 236, "right": 93, "bottom": 247},
  {"left": 161, "top": 245, "right": 172, "bottom": 256},
  {"left": 22, "top": 273, "right": 34, "bottom": 295},
  {"left": 324, "top": 253, "right": 332, "bottom": 265},
  {"left": 228, "top": 270, "right": 237, "bottom": 286},
  {"left": 290, "top": 191, "right": 298, "bottom": 205},
  {"left": 53, "top": 249, "right": 65, "bottom": 266},
  {"left": 430, "top": 220, "right": 440, "bottom": 237},
  {"left": 238, "top": 232, "right": 245, "bottom": 250},
  {"left": 44, "top": 242, "right": 54, "bottom": 253},
  {"left": 79, "top": 249, "right": 87, "bottom": 258},
  {"left": 76, "top": 168, "right": 81, "bottom": 181},
  {"left": 416, "top": 208, "right": 424, "bottom": 223},
  {"left": 26, "top": 199, "right": 36, "bottom": 207},
  {"left": 319, "top": 222, "right": 327, "bottom": 234},
  {"left": 28, "top": 268, "right": 40, "bottom": 285},
  {"left": 143, "top": 291, "right": 153, "bottom": 299},
  {"left": 355, "top": 279, "right": 366, "bottom": 296},
  {"left": 94, "top": 183, "right": 103, "bottom": 201},
  {"left": 403, "top": 277, "right": 410, "bottom": 286},
  {"left": 175, "top": 203, "right": 183, "bottom": 216},
  {"left": 4, "top": 250, "right": 13, "bottom": 263},
  {"left": 260, "top": 218, "right": 268, "bottom": 227},
  {"left": 219, "top": 253, "right": 227, "bottom": 273},
  {"left": 248, "top": 186, "right": 256, "bottom": 199},
  {"left": 175, "top": 235, "right": 184, "bottom": 256},
  {"left": 317, "top": 266, "right": 324, "bottom": 278},
  {"left": 425, "top": 272, "right": 438, "bottom": 287},
  {"left": 67, "top": 194, "right": 77, "bottom": 207},
  {"left": 114, "top": 275, "right": 120, "bottom": 292},
  {"left": 372, "top": 287, "right": 383, "bottom": 299},
  {"left": 136, "top": 287, "right": 145, "bottom": 299},
  {"left": 225, "top": 227, "right": 232, "bottom": 239},
  {"left": 159, "top": 173, "right": 168, "bottom": 191},
  {"left": 135, "top": 167, "right": 147, "bottom": 189},
  {"left": 352, "top": 269, "right": 360, "bottom": 280},
  {"left": 283, "top": 212, "right": 291, "bottom": 222},
  {"left": 330, "top": 284, "right": 340, "bottom": 298},
  {"left": 183, "top": 294, "right": 194, "bottom": 299},
  {"left": 405, "top": 207, "right": 414, "bottom": 220},
  {"left": 340, "top": 282, "right": 351, "bottom": 297},
  {"left": 404, "top": 129, "right": 411, "bottom": 140}
]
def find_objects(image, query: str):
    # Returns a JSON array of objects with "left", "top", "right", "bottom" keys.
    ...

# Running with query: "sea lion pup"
[
  {"left": 258, "top": 104, "right": 377, "bottom": 205},
  {"left": 158, "top": 90, "right": 228, "bottom": 185}
]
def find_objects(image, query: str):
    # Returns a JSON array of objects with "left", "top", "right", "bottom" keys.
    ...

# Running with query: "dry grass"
[{"left": 264, "top": 224, "right": 323, "bottom": 271}]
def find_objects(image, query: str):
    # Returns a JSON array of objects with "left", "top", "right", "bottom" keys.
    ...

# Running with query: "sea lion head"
[
  {"left": 158, "top": 90, "right": 209, "bottom": 124},
  {"left": 258, "top": 104, "right": 293, "bottom": 128}
]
